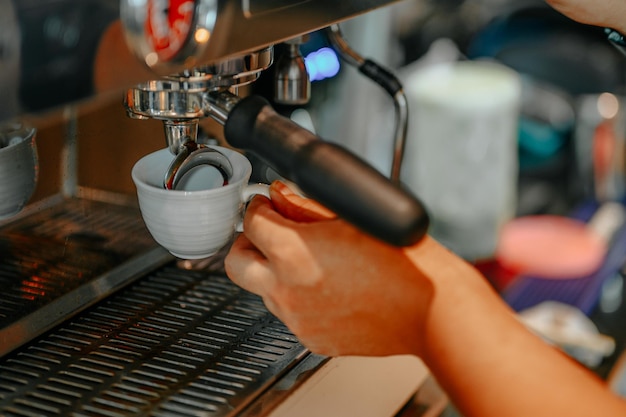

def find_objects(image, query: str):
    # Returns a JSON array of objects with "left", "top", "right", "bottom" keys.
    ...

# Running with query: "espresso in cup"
[{"left": 132, "top": 146, "right": 269, "bottom": 259}]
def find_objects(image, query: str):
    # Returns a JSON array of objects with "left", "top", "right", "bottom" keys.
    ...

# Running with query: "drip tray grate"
[
  {"left": 0, "top": 196, "right": 170, "bottom": 357},
  {"left": 0, "top": 265, "right": 308, "bottom": 416}
]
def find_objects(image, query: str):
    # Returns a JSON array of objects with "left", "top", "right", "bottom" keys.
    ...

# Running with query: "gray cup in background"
[{"left": 0, "top": 122, "right": 38, "bottom": 219}]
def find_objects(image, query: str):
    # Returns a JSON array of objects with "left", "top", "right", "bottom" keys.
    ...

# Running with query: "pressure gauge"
[
  {"left": 121, "top": 0, "right": 217, "bottom": 74},
  {"left": 146, "top": 0, "right": 195, "bottom": 61},
  {"left": 121, "top": 0, "right": 403, "bottom": 76}
]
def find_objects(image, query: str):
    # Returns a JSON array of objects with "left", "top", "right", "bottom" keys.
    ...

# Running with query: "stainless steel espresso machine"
[{"left": 0, "top": 1, "right": 432, "bottom": 415}]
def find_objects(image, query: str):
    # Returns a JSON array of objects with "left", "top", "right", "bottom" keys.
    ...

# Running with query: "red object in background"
[
  {"left": 592, "top": 120, "right": 617, "bottom": 201},
  {"left": 146, "top": 0, "right": 195, "bottom": 61},
  {"left": 495, "top": 215, "right": 607, "bottom": 280}
]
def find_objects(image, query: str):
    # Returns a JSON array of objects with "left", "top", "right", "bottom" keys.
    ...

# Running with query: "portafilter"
[{"left": 121, "top": 0, "right": 430, "bottom": 247}]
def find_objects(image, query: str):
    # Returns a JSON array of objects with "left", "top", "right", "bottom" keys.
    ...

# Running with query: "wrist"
[{"left": 404, "top": 236, "right": 498, "bottom": 358}]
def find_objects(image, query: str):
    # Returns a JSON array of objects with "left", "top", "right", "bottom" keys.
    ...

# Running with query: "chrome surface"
[
  {"left": 326, "top": 25, "right": 365, "bottom": 68},
  {"left": 273, "top": 37, "right": 310, "bottom": 105},
  {"left": 0, "top": 196, "right": 171, "bottom": 358},
  {"left": 390, "top": 92, "right": 410, "bottom": 184},
  {"left": 123, "top": 47, "right": 273, "bottom": 127},
  {"left": 125, "top": 79, "right": 206, "bottom": 120},
  {"left": 163, "top": 120, "right": 200, "bottom": 154},
  {"left": 327, "top": 24, "right": 409, "bottom": 184},
  {"left": 205, "top": 91, "right": 242, "bottom": 126},
  {"left": 125, "top": 47, "right": 272, "bottom": 114},
  {"left": 0, "top": 264, "right": 309, "bottom": 416}
]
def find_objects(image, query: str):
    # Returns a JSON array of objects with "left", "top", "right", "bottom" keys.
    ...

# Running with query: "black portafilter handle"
[{"left": 223, "top": 95, "right": 430, "bottom": 247}]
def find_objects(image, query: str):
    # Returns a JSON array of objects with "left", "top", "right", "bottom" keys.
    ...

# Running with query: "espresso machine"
[{"left": 0, "top": 1, "right": 432, "bottom": 415}]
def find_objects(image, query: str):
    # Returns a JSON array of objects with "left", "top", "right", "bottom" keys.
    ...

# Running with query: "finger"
[
  {"left": 270, "top": 181, "right": 336, "bottom": 222},
  {"left": 224, "top": 234, "right": 275, "bottom": 296},
  {"left": 242, "top": 193, "right": 301, "bottom": 258}
]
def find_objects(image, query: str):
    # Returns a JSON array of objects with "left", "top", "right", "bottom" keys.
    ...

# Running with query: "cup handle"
[{"left": 236, "top": 183, "right": 271, "bottom": 232}]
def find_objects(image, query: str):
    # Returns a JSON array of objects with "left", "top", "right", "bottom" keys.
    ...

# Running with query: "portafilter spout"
[{"left": 163, "top": 120, "right": 199, "bottom": 155}]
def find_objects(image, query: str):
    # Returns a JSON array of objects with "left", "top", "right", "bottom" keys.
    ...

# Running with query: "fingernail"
[{"left": 271, "top": 180, "right": 293, "bottom": 195}]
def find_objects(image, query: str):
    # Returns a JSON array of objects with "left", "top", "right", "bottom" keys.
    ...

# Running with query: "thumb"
[{"left": 270, "top": 181, "right": 336, "bottom": 223}]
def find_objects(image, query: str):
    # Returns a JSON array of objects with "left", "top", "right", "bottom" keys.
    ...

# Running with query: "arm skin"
[
  {"left": 225, "top": 181, "right": 626, "bottom": 417},
  {"left": 545, "top": 0, "right": 626, "bottom": 33}
]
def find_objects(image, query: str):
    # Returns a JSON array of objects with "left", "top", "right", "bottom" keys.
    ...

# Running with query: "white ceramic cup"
[
  {"left": 132, "top": 146, "right": 269, "bottom": 259},
  {"left": 0, "top": 122, "right": 38, "bottom": 219},
  {"left": 401, "top": 60, "right": 521, "bottom": 261}
]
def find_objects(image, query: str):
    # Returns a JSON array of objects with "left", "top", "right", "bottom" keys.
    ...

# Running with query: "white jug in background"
[{"left": 402, "top": 60, "right": 522, "bottom": 261}]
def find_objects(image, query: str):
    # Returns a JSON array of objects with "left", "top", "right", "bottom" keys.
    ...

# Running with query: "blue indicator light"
[
  {"left": 305, "top": 47, "right": 340, "bottom": 81},
  {"left": 304, "top": 56, "right": 319, "bottom": 81}
]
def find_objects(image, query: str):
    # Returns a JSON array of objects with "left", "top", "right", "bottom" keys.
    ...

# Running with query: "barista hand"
[
  {"left": 224, "top": 181, "right": 433, "bottom": 357},
  {"left": 226, "top": 181, "right": 626, "bottom": 417},
  {"left": 546, "top": 0, "right": 626, "bottom": 33}
]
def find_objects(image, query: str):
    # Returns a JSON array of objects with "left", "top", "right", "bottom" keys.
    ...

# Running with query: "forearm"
[{"left": 406, "top": 237, "right": 626, "bottom": 417}]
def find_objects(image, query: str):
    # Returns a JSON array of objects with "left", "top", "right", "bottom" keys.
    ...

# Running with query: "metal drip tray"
[
  {"left": 0, "top": 195, "right": 318, "bottom": 416},
  {"left": 0, "top": 196, "right": 171, "bottom": 357},
  {"left": 0, "top": 265, "right": 309, "bottom": 416}
]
